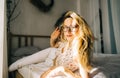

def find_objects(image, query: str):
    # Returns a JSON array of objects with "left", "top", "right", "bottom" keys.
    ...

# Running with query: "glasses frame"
[{"left": 62, "top": 25, "right": 78, "bottom": 32}]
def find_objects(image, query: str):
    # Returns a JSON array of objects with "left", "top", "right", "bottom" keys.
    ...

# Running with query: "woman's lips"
[{"left": 66, "top": 35, "right": 72, "bottom": 37}]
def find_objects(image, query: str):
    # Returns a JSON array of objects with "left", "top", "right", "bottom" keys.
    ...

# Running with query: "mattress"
[{"left": 17, "top": 53, "right": 120, "bottom": 78}]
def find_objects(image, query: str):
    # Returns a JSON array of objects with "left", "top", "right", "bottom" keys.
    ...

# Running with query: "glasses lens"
[
  {"left": 63, "top": 27, "right": 69, "bottom": 31},
  {"left": 62, "top": 25, "right": 78, "bottom": 32}
]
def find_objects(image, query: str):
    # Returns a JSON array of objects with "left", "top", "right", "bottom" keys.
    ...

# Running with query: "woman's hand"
[
  {"left": 41, "top": 66, "right": 80, "bottom": 78},
  {"left": 51, "top": 27, "right": 61, "bottom": 40},
  {"left": 50, "top": 27, "right": 61, "bottom": 47}
]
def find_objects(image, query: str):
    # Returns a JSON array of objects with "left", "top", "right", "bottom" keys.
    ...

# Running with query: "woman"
[
  {"left": 9, "top": 11, "right": 106, "bottom": 78},
  {"left": 40, "top": 11, "right": 106, "bottom": 78}
]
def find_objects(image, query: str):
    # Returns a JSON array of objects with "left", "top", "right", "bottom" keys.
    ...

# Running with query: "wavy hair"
[{"left": 60, "top": 11, "right": 94, "bottom": 72}]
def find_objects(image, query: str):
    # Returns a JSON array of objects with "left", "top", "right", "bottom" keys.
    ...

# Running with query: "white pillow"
[{"left": 9, "top": 47, "right": 57, "bottom": 72}]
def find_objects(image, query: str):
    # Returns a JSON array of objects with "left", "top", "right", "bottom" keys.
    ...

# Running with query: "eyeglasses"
[{"left": 62, "top": 25, "right": 78, "bottom": 32}]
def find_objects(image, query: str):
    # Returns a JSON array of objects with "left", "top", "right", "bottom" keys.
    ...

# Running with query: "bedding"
[
  {"left": 18, "top": 48, "right": 57, "bottom": 78},
  {"left": 9, "top": 47, "right": 57, "bottom": 72},
  {"left": 8, "top": 33, "right": 50, "bottom": 78},
  {"left": 9, "top": 48, "right": 120, "bottom": 78},
  {"left": 92, "top": 54, "right": 120, "bottom": 78}
]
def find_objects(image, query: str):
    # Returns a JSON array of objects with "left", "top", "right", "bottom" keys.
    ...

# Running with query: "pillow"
[
  {"left": 12, "top": 46, "right": 41, "bottom": 57},
  {"left": 9, "top": 47, "right": 57, "bottom": 72}
]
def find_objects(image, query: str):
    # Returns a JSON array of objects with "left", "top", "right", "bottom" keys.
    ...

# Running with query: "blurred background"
[
  {"left": 0, "top": 0, "right": 120, "bottom": 78},
  {"left": 6, "top": 0, "right": 120, "bottom": 54}
]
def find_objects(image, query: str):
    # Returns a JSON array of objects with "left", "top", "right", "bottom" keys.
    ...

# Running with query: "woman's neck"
[{"left": 65, "top": 41, "right": 72, "bottom": 49}]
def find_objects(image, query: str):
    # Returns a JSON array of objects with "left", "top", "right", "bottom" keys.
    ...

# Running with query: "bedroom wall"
[
  {"left": 9, "top": 0, "right": 103, "bottom": 53},
  {"left": 6, "top": 0, "right": 101, "bottom": 54},
  {"left": 10, "top": 0, "right": 79, "bottom": 50}
]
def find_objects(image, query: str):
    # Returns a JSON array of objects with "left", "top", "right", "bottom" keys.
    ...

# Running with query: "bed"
[
  {"left": 8, "top": 32, "right": 50, "bottom": 78},
  {"left": 8, "top": 33, "right": 120, "bottom": 78},
  {"left": 8, "top": 33, "right": 50, "bottom": 64}
]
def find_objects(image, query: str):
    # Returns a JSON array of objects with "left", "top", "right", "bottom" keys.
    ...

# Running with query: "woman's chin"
[{"left": 66, "top": 38, "right": 73, "bottom": 42}]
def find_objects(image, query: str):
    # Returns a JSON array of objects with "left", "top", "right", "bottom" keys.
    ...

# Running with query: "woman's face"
[{"left": 63, "top": 17, "right": 79, "bottom": 42}]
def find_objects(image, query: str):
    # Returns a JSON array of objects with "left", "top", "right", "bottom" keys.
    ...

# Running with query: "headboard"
[
  {"left": 8, "top": 33, "right": 50, "bottom": 49},
  {"left": 8, "top": 32, "right": 50, "bottom": 65}
]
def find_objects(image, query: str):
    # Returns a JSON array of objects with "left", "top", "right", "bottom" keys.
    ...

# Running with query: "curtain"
[
  {"left": 110, "top": 0, "right": 120, "bottom": 54},
  {"left": 99, "top": 0, "right": 120, "bottom": 54},
  {"left": 79, "top": 0, "right": 120, "bottom": 54},
  {"left": 79, "top": 0, "right": 102, "bottom": 53}
]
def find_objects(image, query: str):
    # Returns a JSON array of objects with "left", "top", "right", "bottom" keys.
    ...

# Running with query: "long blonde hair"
[{"left": 60, "top": 11, "right": 94, "bottom": 72}]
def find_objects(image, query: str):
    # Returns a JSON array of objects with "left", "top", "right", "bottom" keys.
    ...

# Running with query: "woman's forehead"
[{"left": 63, "top": 18, "right": 77, "bottom": 26}]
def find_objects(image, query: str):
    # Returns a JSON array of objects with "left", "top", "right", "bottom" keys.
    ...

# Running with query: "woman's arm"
[{"left": 79, "top": 64, "right": 89, "bottom": 78}]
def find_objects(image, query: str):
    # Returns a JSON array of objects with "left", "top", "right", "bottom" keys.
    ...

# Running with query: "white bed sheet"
[
  {"left": 18, "top": 62, "right": 50, "bottom": 78},
  {"left": 18, "top": 48, "right": 56, "bottom": 78},
  {"left": 18, "top": 53, "right": 120, "bottom": 78},
  {"left": 92, "top": 54, "right": 120, "bottom": 78}
]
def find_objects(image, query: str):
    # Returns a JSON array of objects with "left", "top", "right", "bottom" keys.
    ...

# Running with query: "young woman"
[
  {"left": 40, "top": 11, "right": 107, "bottom": 78},
  {"left": 9, "top": 11, "right": 106, "bottom": 78}
]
